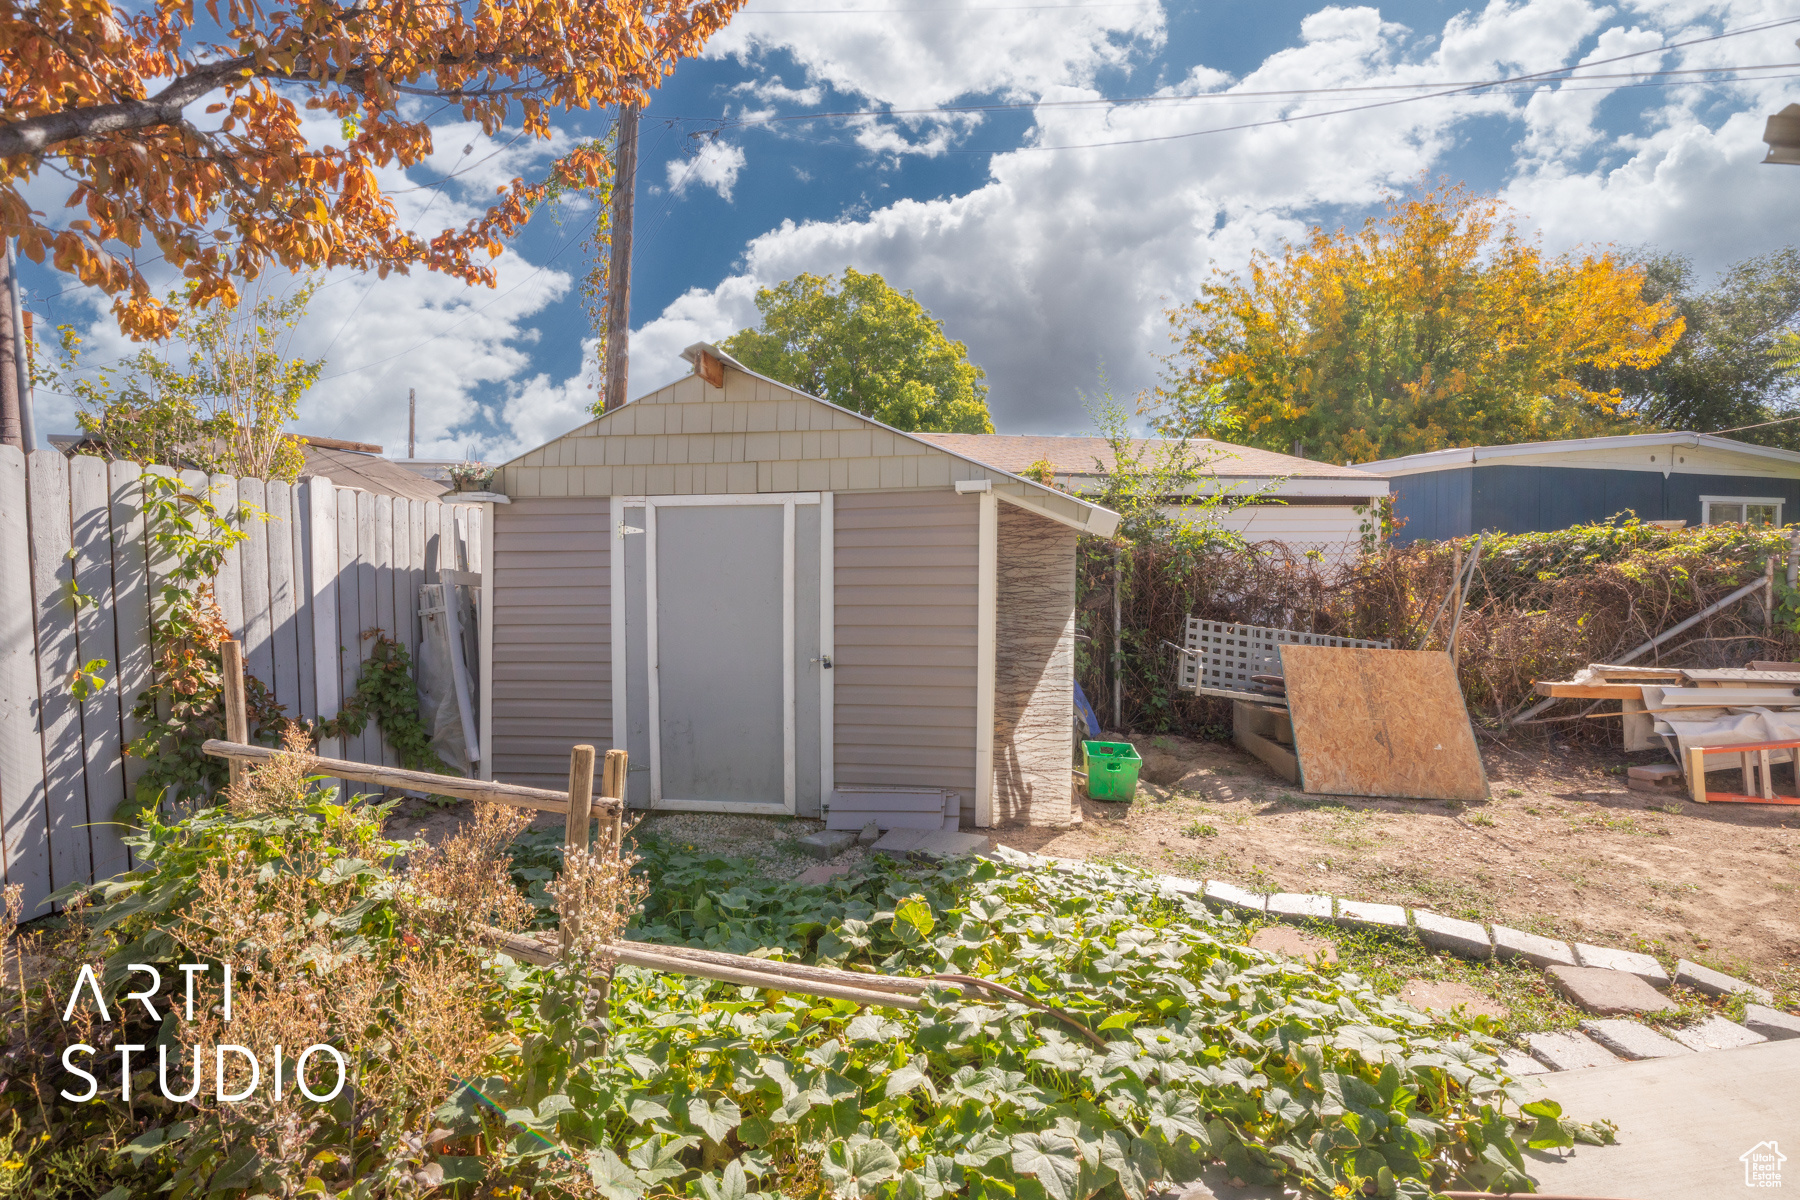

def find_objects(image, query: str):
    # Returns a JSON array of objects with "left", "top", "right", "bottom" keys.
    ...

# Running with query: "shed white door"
[{"left": 645, "top": 495, "right": 818, "bottom": 813}]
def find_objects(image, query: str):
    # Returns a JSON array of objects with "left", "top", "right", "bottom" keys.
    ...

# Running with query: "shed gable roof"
[{"left": 496, "top": 345, "right": 1121, "bottom": 535}]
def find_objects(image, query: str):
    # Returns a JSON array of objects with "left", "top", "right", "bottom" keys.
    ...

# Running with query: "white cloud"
[
  {"left": 668, "top": 138, "right": 750, "bottom": 200},
  {"left": 634, "top": 0, "right": 1665, "bottom": 432},
  {"left": 708, "top": 0, "right": 1167, "bottom": 155}
]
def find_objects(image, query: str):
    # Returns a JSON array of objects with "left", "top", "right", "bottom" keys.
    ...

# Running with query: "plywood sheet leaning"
[{"left": 1281, "top": 646, "right": 1488, "bottom": 801}]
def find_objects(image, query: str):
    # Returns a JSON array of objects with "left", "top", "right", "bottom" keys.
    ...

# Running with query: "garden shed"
[{"left": 479, "top": 344, "right": 1121, "bottom": 829}]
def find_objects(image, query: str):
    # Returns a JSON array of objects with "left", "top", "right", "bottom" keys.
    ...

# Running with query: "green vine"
[
  {"left": 315, "top": 631, "right": 457, "bottom": 793},
  {"left": 125, "top": 474, "right": 285, "bottom": 809}
]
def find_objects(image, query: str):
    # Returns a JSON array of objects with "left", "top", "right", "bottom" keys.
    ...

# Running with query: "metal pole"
[
  {"left": 408, "top": 387, "right": 416, "bottom": 459},
  {"left": 1111, "top": 546, "right": 1123, "bottom": 731},
  {"left": 1510, "top": 574, "right": 1774, "bottom": 724},
  {"left": 602, "top": 103, "right": 641, "bottom": 413}
]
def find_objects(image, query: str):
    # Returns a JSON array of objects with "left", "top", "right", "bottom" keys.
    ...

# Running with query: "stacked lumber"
[{"left": 1531, "top": 663, "right": 1800, "bottom": 752}]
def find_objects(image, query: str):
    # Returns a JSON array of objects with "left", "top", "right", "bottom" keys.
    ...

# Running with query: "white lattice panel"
[{"left": 1180, "top": 620, "right": 1389, "bottom": 692}]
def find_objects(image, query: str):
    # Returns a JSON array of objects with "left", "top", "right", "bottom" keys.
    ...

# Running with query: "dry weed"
[
  {"left": 549, "top": 822, "right": 648, "bottom": 967},
  {"left": 402, "top": 802, "right": 535, "bottom": 937},
  {"left": 223, "top": 721, "right": 318, "bottom": 813}
]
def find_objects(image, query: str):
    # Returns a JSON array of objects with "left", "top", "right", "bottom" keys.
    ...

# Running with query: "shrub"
[{"left": 1079, "top": 515, "right": 1795, "bottom": 735}]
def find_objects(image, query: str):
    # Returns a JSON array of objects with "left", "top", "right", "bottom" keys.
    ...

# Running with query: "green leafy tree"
[
  {"left": 1582, "top": 248, "right": 1800, "bottom": 445},
  {"left": 720, "top": 267, "right": 994, "bottom": 433},
  {"left": 43, "top": 280, "right": 322, "bottom": 480}
]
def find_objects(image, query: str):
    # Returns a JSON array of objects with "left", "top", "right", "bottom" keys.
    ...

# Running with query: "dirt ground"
[
  {"left": 377, "top": 732, "right": 1800, "bottom": 1004},
  {"left": 995, "top": 732, "right": 1800, "bottom": 1001}
]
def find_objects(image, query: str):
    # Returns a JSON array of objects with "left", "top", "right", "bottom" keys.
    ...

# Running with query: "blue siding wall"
[
  {"left": 1391, "top": 465, "right": 1800, "bottom": 543},
  {"left": 1390, "top": 467, "right": 1472, "bottom": 542}
]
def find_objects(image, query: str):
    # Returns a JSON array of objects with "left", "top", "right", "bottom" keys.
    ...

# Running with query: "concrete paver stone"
[
  {"left": 799, "top": 830, "right": 857, "bottom": 860},
  {"left": 795, "top": 861, "right": 851, "bottom": 886},
  {"left": 1497, "top": 1050, "right": 1550, "bottom": 1077},
  {"left": 1546, "top": 965, "right": 1680, "bottom": 1016},
  {"left": 1526, "top": 1031, "right": 1621, "bottom": 1071},
  {"left": 1742, "top": 1003, "right": 1800, "bottom": 1041},
  {"left": 1670, "top": 1015, "right": 1766, "bottom": 1053},
  {"left": 1266, "top": 892, "right": 1333, "bottom": 924},
  {"left": 1572, "top": 942, "right": 1670, "bottom": 986},
  {"left": 871, "top": 828, "right": 988, "bottom": 861},
  {"left": 1578, "top": 1019, "right": 1690, "bottom": 1060},
  {"left": 1332, "top": 899, "right": 1408, "bottom": 933},
  {"left": 1673, "top": 958, "right": 1773, "bottom": 1004},
  {"left": 1202, "top": 880, "right": 1266, "bottom": 916},
  {"left": 1412, "top": 910, "right": 1492, "bottom": 959},
  {"left": 1490, "top": 925, "right": 1576, "bottom": 968},
  {"left": 1158, "top": 875, "right": 1204, "bottom": 899}
]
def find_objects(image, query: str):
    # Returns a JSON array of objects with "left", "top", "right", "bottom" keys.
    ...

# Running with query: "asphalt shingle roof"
[{"left": 911, "top": 434, "right": 1381, "bottom": 480}]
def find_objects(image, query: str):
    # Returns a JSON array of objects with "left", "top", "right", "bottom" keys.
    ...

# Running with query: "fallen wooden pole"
[
  {"left": 474, "top": 924, "right": 929, "bottom": 1010},
  {"left": 201, "top": 739, "right": 621, "bottom": 815}
]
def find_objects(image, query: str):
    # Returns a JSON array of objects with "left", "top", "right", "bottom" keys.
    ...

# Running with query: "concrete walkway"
[{"left": 1521, "top": 1036, "right": 1800, "bottom": 1198}]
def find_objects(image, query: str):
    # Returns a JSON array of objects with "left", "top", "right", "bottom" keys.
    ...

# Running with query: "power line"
[
  {"left": 696, "top": 15, "right": 1800, "bottom": 154},
  {"left": 711, "top": 63, "right": 1800, "bottom": 131},
  {"left": 738, "top": 1, "right": 1153, "bottom": 11}
]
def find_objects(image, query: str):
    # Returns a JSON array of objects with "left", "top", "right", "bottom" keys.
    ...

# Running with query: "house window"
[{"left": 1700, "top": 496, "right": 1784, "bottom": 528}]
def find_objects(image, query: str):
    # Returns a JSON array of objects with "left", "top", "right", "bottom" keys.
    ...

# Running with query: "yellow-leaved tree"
[{"left": 1154, "top": 182, "right": 1685, "bottom": 463}]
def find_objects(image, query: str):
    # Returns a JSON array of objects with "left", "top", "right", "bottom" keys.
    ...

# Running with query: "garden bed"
[{"left": 1005, "top": 733, "right": 1800, "bottom": 1014}]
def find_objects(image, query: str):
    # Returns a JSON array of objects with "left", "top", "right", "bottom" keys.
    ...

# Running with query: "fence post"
[
  {"left": 561, "top": 744, "right": 596, "bottom": 958},
  {"left": 221, "top": 639, "right": 248, "bottom": 789},
  {"left": 601, "top": 748, "right": 628, "bottom": 852},
  {"left": 564, "top": 744, "right": 596, "bottom": 854}
]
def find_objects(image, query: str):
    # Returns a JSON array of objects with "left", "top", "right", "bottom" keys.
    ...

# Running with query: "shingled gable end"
[{"left": 484, "top": 344, "right": 1120, "bottom": 835}]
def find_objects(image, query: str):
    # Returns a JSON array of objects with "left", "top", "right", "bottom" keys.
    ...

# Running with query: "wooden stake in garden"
[
  {"left": 602, "top": 748, "right": 627, "bottom": 850},
  {"left": 220, "top": 638, "right": 249, "bottom": 789},
  {"left": 562, "top": 744, "right": 596, "bottom": 956}
]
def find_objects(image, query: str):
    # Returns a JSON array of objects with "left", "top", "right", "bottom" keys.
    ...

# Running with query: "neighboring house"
[
  {"left": 48, "top": 432, "right": 447, "bottom": 504},
  {"left": 480, "top": 343, "right": 1121, "bottom": 830},
  {"left": 915, "top": 433, "right": 1391, "bottom": 559},
  {"left": 296, "top": 437, "right": 449, "bottom": 504},
  {"left": 1357, "top": 432, "right": 1800, "bottom": 543}
]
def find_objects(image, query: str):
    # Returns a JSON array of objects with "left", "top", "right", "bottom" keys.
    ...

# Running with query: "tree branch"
[{"left": 0, "top": 57, "right": 265, "bottom": 158}]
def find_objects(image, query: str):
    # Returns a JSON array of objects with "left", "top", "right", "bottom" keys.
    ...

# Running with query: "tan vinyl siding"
[
  {"left": 490, "top": 497, "right": 609, "bottom": 789},
  {"left": 834, "top": 491, "right": 978, "bottom": 811}
]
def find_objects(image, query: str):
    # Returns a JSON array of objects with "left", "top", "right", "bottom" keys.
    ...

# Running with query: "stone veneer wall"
[{"left": 992, "top": 504, "right": 1077, "bottom": 826}]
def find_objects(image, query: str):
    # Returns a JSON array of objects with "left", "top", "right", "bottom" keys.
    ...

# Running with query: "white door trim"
[
  {"left": 975, "top": 491, "right": 997, "bottom": 828},
  {"left": 819, "top": 492, "right": 835, "bottom": 806},
  {"left": 645, "top": 492, "right": 800, "bottom": 816},
  {"left": 610, "top": 497, "right": 629, "bottom": 792}
]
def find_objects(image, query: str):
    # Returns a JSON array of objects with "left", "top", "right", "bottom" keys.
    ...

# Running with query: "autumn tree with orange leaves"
[
  {"left": 1153, "top": 182, "right": 1685, "bottom": 464},
  {"left": 0, "top": 0, "right": 742, "bottom": 339}
]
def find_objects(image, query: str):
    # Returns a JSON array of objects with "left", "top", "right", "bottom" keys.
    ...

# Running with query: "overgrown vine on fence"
[
  {"left": 125, "top": 473, "right": 285, "bottom": 809},
  {"left": 313, "top": 631, "right": 454, "bottom": 777}
]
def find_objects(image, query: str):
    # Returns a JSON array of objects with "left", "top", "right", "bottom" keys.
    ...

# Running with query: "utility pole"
[
  {"left": 0, "top": 242, "right": 23, "bottom": 450},
  {"left": 602, "top": 102, "right": 641, "bottom": 413},
  {"left": 408, "top": 388, "right": 416, "bottom": 458}
]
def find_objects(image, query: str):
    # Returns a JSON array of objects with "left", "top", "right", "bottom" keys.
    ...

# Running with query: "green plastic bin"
[{"left": 1082, "top": 740, "right": 1142, "bottom": 801}]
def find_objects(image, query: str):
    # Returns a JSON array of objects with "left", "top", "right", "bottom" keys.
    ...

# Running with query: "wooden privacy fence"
[{"left": 0, "top": 445, "right": 485, "bottom": 919}]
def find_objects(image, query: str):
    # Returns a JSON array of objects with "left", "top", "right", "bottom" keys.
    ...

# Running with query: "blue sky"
[{"left": 20, "top": 0, "right": 1800, "bottom": 461}]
